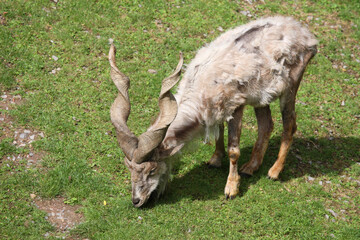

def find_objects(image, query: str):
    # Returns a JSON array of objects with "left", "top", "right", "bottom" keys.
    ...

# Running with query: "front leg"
[
  {"left": 225, "top": 106, "right": 244, "bottom": 199},
  {"left": 207, "top": 123, "right": 225, "bottom": 168}
]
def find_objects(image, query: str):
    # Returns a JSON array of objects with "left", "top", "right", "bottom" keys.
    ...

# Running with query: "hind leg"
[
  {"left": 207, "top": 123, "right": 225, "bottom": 168},
  {"left": 225, "top": 106, "right": 245, "bottom": 199},
  {"left": 268, "top": 94, "right": 297, "bottom": 179},
  {"left": 268, "top": 49, "right": 316, "bottom": 179},
  {"left": 240, "top": 106, "right": 273, "bottom": 176}
]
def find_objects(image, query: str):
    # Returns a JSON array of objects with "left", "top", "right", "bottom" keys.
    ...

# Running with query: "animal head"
[{"left": 109, "top": 44, "right": 183, "bottom": 207}]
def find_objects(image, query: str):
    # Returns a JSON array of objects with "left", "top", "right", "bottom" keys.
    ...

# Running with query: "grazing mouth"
[{"left": 133, "top": 190, "right": 159, "bottom": 208}]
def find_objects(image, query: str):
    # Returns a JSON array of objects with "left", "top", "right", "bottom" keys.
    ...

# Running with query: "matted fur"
[{"left": 163, "top": 16, "right": 317, "bottom": 148}]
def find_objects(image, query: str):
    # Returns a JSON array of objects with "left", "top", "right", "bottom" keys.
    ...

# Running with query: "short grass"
[{"left": 1, "top": 0, "right": 359, "bottom": 239}]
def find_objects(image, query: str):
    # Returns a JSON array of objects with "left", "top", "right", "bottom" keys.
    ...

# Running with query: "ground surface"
[{"left": 1, "top": 0, "right": 359, "bottom": 239}]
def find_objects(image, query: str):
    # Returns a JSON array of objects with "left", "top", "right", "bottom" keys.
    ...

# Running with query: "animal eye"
[{"left": 149, "top": 168, "right": 156, "bottom": 175}]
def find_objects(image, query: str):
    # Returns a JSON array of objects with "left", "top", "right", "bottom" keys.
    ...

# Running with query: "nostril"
[{"left": 132, "top": 198, "right": 140, "bottom": 205}]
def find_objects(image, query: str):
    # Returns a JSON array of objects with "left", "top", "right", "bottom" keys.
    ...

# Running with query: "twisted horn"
[
  {"left": 109, "top": 44, "right": 138, "bottom": 160},
  {"left": 133, "top": 52, "right": 183, "bottom": 163},
  {"left": 109, "top": 44, "right": 183, "bottom": 163}
]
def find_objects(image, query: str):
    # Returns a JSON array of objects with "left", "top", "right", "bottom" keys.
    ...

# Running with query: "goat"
[{"left": 109, "top": 16, "right": 317, "bottom": 207}]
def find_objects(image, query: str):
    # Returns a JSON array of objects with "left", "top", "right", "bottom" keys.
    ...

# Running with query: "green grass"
[{"left": 1, "top": 0, "right": 359, "bottom": 239}]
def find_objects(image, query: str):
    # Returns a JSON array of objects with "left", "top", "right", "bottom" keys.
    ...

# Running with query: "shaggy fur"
[{"left": 163, "top": 16, "right": 317, "bottom": 148}]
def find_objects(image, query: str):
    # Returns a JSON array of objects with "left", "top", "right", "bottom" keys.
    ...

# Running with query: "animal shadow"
[{"left": 157, "top": 136, "right": 359, "bottom": 206}]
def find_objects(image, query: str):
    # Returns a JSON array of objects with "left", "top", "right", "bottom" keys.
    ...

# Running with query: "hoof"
[
  {"left": 206, "top": 154, "right": 223, "bottom": 168},
  {"left": 224, "top": 177, "right": 240, "bottom": 200},
  {"left": 225, "top": 194, "right": 237, "bottom": 200},
  {"left": 268, "top": 166, "right": 280, "bottom": 180}
]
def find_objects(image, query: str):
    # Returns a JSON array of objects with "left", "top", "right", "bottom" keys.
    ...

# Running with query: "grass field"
[{"left": 1, "top": 0, "right": 359, "bottom": 239}]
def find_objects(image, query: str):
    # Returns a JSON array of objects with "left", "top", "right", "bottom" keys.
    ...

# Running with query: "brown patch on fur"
[{"left": 235, "top": 23, "right": 273, "bottom": 43}]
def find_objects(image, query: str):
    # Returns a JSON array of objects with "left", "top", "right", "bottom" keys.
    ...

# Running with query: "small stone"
[
  {"left": 0, "top": 118, "right": 4, "bottom": 121},
  {"left": 341, "top": 100, "right": 345, "bottom": 106},
  {"left": 19, "top": 133, "right": 26, "bottom": 139},
  {"left": 29, "top": 152, "right": 34, "bottom": 157},
  {"left": 138, "top": 216, "right": 142, "bottom": 220},
  {"left": 307, "top": 176, "right": 315, "bottom": 181},
  {"left": 39, "top": 132, "right": 45, "bottom": 138},
  {"left": 24, "top": 129, "right": 31, "bottom": 134},
  {"left": 330, "top": 234, "right": 335, "bottom": 238},
  {"left": 306, "top": 15, "right": 314, "bottom": 22},
  {"left": 240, "top": 10, "right": 249, "bottom": 16},
  {"left": 30, "top": 193, "right": 36, "bottom": 199},
  {"left": 327, "top": 209, "right": 338, "bottom": 218},
  {"left": 1, "top": 95, "right": 7, "bottom": 99},
  {"left": 52, "top": 55, "right": 59, "bottom": 61},
  {"left": 30, "top": 135, "right": 35, "bottom": 140},
  {"left": 319, "top": 181, "right": 323, "bottom": 186},
  {"left": 325, "top": 214, "right": 329, "bottom": 220},
  {"left": 108, "top": 38, "right": 114, "bottom": 44},
  {"left": 148, "top": 69, "right": 157, "bottom": 74},
  {"left": 326, "top": 181, "right": 331, "bottom": 184},
  {"left": 217, "top": 26, "right": 224, "bottom": 32}
]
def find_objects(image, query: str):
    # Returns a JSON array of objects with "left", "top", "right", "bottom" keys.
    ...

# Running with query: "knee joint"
[{"left": 228, "top": 147, "right": 240, "bottom": 163}]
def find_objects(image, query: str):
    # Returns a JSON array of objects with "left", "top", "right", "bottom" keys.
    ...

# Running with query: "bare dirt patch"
[
  {"left": 34, "top": 197, "right": 84, "bottom": 232},
  {"left": 1, "top": 91, "right": 84, "bottom": 236}
]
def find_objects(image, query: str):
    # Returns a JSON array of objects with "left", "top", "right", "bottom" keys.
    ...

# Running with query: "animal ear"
[{"left": 158, "top": 143, "right": 184, "bottom": 159}]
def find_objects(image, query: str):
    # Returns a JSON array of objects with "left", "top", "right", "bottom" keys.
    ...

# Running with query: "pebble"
[
  {"left": 1, "top": 95, "right": 7, "bottom": 99},
  {"left": 19, "top": 133, "right": 27, "bottom": 139},
  {"left": 0, "top": 118, "right": 4, "bottom": 121},
  {"left": 52, "top": 55, "right": 59, "bottom": 61},
  {"left": 217, "top": 26, "right": 224, "bottom": 32},
  {"left": 30, "top": 135, "right": 35, "bottom": 140},
  {"left": 30, "top": 193, "right": 36, "bottom": 199},
  {"left": 319, "top": 181, "right": 323, "bottom": 186},
  {"left": 327, "top": 209, "right": 338, "bottom": 218},
  {"left": 307, "top": 176, "right": 315, "bottom": 181},
  {"left": 108, "top": 38, "right": 114, "bottom": 44},
  {"left": 240, "top": 10, "right": 249, "bottom": 16},
  {"left": 29, "top": 152, "right": 34, "bottom": 157},
  {"left": 325, "top": 214, "right": 329, "bottom": 219},
  {"left": 148, "top": 69, "right": 157, "bottom": 74}
]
